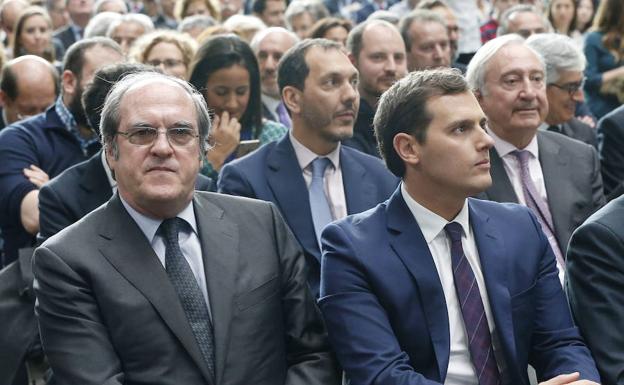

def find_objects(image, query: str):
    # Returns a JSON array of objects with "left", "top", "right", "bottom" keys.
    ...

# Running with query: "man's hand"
[
  {"left": 23, "top": 164, "right": 49, "bottom": 188},
  {"left": 577, "top": 115, "right": 596, "bottom": 129},
  {"left": 539, "top": 372, "right": 600, "bottom": 385}
]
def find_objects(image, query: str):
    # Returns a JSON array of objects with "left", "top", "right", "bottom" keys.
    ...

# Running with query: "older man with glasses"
[{"left": 526, "top": 33, "right": 597, "bottom": 148}]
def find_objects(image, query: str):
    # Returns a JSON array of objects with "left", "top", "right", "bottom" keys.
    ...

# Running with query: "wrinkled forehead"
[{"left": 486, "top": 43, "right": 544, "bottom": 78}]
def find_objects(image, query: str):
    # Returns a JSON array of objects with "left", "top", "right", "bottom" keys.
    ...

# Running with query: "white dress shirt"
[
  {"left": 261, "top": 94, "right": 281, "bottom": 121},
  {"left": 488, "top": 129, "right": 564, "bottom": 284},
  {"left": 290, "top": 131, "right": 347, "bottom": 221},
  {"left": 120, "top": 197, "right": 212, "bottom": 319},
  {"left": 401, "top": 184, "right": 503, "bottom": 385}
]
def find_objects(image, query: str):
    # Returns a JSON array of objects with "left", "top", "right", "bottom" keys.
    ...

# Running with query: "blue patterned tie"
[
  {"left": 160, "top": 218, "right": 215, "bottom": 380},
  {"left": 445, "top": 222, "right": 501, "bottom": 385},
  {"left": 309, "top": 157, "right": 333, "bottom": 247}
]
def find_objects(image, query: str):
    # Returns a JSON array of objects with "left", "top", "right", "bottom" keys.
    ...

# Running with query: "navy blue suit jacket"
[
  {"left": 319, "top": 188, "right": 599, "bottom": 385},
  {"left": 218, "top": 135, "right": 398, "bottom": 296}
]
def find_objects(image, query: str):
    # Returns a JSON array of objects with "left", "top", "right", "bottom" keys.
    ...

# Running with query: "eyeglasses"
[
  {"left": 549, "top": 77, "right": 586, "bottom": 96},
  {"left": 116, "top": 127, "right": 199, "bottom": 147},
  {"left": 146, "top": 59, "right": 185, "bottom": 68}
]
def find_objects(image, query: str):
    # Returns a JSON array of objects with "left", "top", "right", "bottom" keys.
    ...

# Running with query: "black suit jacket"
[
  {"left": 597, "top": 105, "right": 624, "bottom": 198},
  {"left": 557, "top": 118, "right": 597, "bottom": 148},
  {"left": 33, "top": 192, "right": 340, "bottom": 385},
  {"left": 567, "top": 194, "right": 624, "bottom": 385},
  {"left": 37, "top": 151, "right": 214, "bottom": 244},
  {"left": 52, "top": 25, "right": 76, "bottom": 52},
  {"left": 480, "top": 130, "right": 605, "bottom": 253}
]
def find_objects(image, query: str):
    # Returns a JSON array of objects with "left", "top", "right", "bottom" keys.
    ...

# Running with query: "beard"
[{"left": 68, "top": 83, "right": 90, "bottom": 129}]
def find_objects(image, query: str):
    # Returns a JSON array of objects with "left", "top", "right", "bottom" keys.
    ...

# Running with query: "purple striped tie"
[{"left": 445, "top": 222, "right": 501, "bottom": 385}]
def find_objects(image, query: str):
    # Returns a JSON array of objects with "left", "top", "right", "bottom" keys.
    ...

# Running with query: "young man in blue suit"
[
  {"left": 218, "top": 39, "right": 398, "bottom": 297},
  {"left": 318, "top": 68, "right": 600, "bottom": 385}
]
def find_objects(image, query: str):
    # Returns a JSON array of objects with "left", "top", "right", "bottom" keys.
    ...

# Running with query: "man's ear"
[
  {"left": 347, "top": 52, "right": 357, "bottom": 66},
  {"left": 61, "top": 70, "right": 78, "bottom": 97},
  {"left": 393, "top": 132, "right": 421, "bottom": 166},
  {"left": 282, "top": 85, "right": 301, "bottom": 115}
]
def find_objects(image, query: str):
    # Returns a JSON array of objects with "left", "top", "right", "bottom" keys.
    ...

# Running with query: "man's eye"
[{"left": 132, "top": 128, "right": 154, "bottom": 138}]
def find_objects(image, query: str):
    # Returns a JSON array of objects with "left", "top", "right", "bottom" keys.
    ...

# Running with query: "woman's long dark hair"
[{"left": 188, "top": 34, "right": 263, "bottom": 139}]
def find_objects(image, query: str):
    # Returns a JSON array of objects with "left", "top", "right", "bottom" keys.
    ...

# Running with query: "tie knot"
[
  {"left": 311, "top": 157, "right": 331, "bottom": 178},
  {"left": 159, "top": 217, "right": 185, "bottom": 243},
  {"left": 444, "top": 222, "right": 463, "bottom": 243},
  {"left": 512, "top": 149, "right": 531, "bottom": 166}
]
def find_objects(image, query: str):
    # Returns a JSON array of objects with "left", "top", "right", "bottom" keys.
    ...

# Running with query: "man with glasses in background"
[{"left": 526, "top": 33, "right": 597, "bottom": 148}]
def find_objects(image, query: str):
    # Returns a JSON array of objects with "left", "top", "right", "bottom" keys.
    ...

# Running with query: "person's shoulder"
[
  {"left": 600, "top": 104, "right": 624, "bottom": 123},
  {"left": 195, "top": 190, "right": 273, "bottom": 213},
  {"left": 538, "top": 129, "right": 595, "bottom": 153},
  {"left": 469, "top": 198, "right": 535, "bottom": 224},
  {"left": 341, "top": 145, "right": 385, "bottom": 167},
  {"left": 580, "top": 194, "right": 624, "bottom": 230},
  {"left": 584, "top": 31, "right": 603, "bottom": 44}
]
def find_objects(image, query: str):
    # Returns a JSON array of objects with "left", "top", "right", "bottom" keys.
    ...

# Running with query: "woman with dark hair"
[
  {"left": 308, "top": 17, "right": 352, "bottom": 47},
  {"left": 575, "top": 0, "right": 595, "bottom": 34},
  {"left": 12, "top": 6, "right": 62, "bottom": 63},
  {"left": 188, "top": 34, "right": 287, "bottom": 175},
  {"left": 583, "top": 0, "right": 624, "bottom": 118},
  {"left": 547, "top": 0, "right": 577, "bottom": 36}
]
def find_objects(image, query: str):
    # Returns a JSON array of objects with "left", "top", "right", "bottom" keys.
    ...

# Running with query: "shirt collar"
[
  {"left": 289, "top": 130, "right": 341, "bottom": 171},
  {"left": 487, "top": 127, "right": 539, "bottom": 159},
  {"left": 261, "top": 94, "right": 281, "bottom": 115},
  {"left": 400, "top": 182, "right": 470, "bottom": 244},
  {"left": 120, "top": 195, "right": 198, "bottom": 243},
  {"left": 101, "top": 150, "right": 116, "bottom": 190}
]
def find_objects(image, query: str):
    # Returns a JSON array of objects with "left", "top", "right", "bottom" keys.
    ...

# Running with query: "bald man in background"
[{"left": 0, "top": 56, "right": 59, "bottom": 131}]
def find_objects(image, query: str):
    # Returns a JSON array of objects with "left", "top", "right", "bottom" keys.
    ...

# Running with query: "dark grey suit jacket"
[
  {"left": 33, "top": 192, "right": 339, "bottom": 385},
  {"left": 557, "top": 118, "right": 597, "bottom": 149},
  {"left": 480, "top": 130, "right": 605, "bottom": 253},
  {"left": 567, "top": 195, "right": 624, "bottom": 385},
  {"left": 597, "top": 105, "right": 624, "bottom": 198},
  {"left": 52, "top": 25, "right": 76, "bottom": 52}
]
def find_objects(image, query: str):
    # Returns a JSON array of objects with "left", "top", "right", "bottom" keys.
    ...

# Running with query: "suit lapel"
[
  {"left": 341, "top": 148, "right": 376, "bottom": 215},
  {"left": 486, "top": 148, "right": 518, "bottom": 203},
  {"left": 97, "top": 195, "right": 215, "bottom": 385},
  {"left": 193, "top": 194, "right": 239, "bottom": 385},
  {"left": 265, "top": 137, "right": 320, "bottom": 261},
  {"left": 468, "top": 199, "right": 520, "bottom": 380},
  {"left": 386, "top": 189, "right": 450, "bottom": 381},
  {"left": 537, "top": 133, "right": 569, "bottom": 250}
]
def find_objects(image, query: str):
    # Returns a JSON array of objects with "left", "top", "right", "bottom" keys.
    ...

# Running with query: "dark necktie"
[
  {"left": 308, "top": 157, "right": 333, "bottom": 247},
  {"left": 444, "top": 222, "right": 501, "bottom": 385},
  {"left": 511, "top": 150, "right": 565, "bottom": 268},
  {"left": 160, "top": 218, "right": 215, "bottom": 380}
]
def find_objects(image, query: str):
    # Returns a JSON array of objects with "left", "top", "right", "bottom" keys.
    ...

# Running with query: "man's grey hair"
[
  {"left": 249, "top": 26, "right": 299, "bottom": 52},
  {"left": 93, "top": 0, "right": 128, "bottom": 14},
  {"left": 177, "top": 14, "right": 217, "bottom": 34},
  {"left": 466, "top": 34, "right": 545, "bottom": 94},
  {"left": 526, "top": 33, "right": 585, "bottom": 84},
  {"left": 100, "top": 72, "right": 211, "bottom": 159},
  {"left": 85, "top": 11, "right": 122, "bottom": 38},
  {"left": 106, "top": 13, "right": 155, "bottom": 37},
  {"left": 346, "top": 19, "right": 399, "bottom": 59},
  {"left": 398, "top": 9, "right": 446, "bottom": 52},
  {"left": 284, "top": 0, "right": 328, "bottom": 30},
  {"left": 497, "top": 4, "right": 551, "bottom": 36}
]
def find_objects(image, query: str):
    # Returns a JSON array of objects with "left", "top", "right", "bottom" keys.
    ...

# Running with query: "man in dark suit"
[
  {"left": 0, "top": 37, "right": 124, "bottom": 266},
  {"left": 343, "top": 19, "right": 407, "bottom": 158},
  {"left": 33, "top": 72, "right": 339, "bottom": 385},
  {"left": 466, "top": 34, "right": 604, "bottom": 283},
  {"left": 250, "top": 27, "right": 298, "bottom": 128},
  {"left": 219, "top": 39, "right": 398, "bottom": 297},
  {"left": 597, "top": 105, "right": 624, "bottom": 199},
  {"left": 53, "top": 0, "right": 94, "bottom": 50},
  {"left": 319, "top": 67, "right": 600, "bottom": 385},
  {"left": 525, "top": 33, "right": 597, "bottom": 148},
  {"left": 567, "top": 195, "right": 624, "bottom": 385}
]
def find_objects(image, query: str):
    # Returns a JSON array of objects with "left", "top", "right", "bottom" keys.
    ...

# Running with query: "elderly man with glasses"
[{"left": 526, "top": 33, "right": 597, "bottom": 148}]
